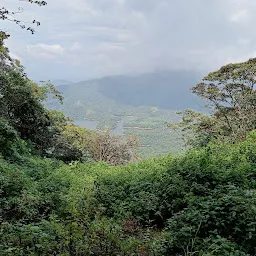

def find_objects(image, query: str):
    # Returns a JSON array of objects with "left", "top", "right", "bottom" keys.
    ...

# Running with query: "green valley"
[{"left": 48, "top": 71, "right": 202, "bottom": 158}]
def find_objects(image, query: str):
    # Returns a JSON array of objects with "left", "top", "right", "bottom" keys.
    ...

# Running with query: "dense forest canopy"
[{"left": 0, "top": 1, "right": 256, "bottom": 255}]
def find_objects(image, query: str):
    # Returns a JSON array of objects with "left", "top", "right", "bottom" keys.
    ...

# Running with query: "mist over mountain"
[{"left": 56, "top": 70, "right": 203, "bottom": 111}]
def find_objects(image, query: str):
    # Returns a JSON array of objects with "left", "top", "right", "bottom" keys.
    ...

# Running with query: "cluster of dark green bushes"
[
  {"left": 94, "top": 132, "right": 256, "bottom": 255},
  {"left": 0, "top": 132, "right": 255, "bottom": 255}
]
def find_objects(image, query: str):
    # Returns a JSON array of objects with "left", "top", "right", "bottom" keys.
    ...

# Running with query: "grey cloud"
[{"left": 3, "top": 0, "right": 256, "bottom": 81}]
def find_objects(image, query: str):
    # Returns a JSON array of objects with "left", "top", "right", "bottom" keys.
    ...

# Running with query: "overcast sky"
[{"left": 2, "top": 0, "right": 256, "bottom": 82}]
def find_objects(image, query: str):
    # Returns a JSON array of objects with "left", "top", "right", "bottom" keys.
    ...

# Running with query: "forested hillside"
[
  {"left": 47, "top": 72, "right": 203, "bottom": 158},
  {"left": 1, "top": 1, "right": 256, "bottom": 255}
]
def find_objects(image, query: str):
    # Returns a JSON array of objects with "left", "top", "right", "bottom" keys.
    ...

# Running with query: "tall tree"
[
  {"left": 0, "top": 34, "right": 63, "bottom": 156},
  {"left": 172, "top": 58, "right": 256, "bottom": 146}
]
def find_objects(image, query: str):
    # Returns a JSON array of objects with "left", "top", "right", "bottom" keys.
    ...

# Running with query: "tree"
[
  {"left": 47, "top": 117, "right": 95, "bottom": 163},
  {"left": 46, "top": 114, "right": 139, "bottom": 164},
  {"left": 88, "top": 134, "right": 138, "bottom": 165},
  {"left": 0, "top": 34, "right": 65, "bottom": 156},
  {"left": 1, "top": 0, "right": 47, "bottom": 34},
  {"left": 171, "top": 58, "right": 256, "bottom": 146}
]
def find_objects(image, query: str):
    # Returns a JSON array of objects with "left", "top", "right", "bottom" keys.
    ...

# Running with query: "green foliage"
[
  {"left": 93, "top": 134, "right": 256, "bottom": 255},
  {"left": 173, "top": 58, "right": 256, "bottom": 147},
  {"left": 0, "top": 70, "right": 54, "bottom": 152},
  {"left": 0, "top": 131, "right": 255, "bottom": 255},
  {"left": 0, "top": 117, "right": 18, "bottom": 156},
  {"left": 0, "top": 36, "right": 103, "bottom": 163},
  {"left": 0, "top": 35, "right": 66, "bottom": 157}
]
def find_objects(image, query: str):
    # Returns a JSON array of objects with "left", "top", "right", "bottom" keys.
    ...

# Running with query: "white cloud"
[
  {"left": 229, "top": 9, "right": 249, "bottom": 23},
  {"left": 70, "top": 42, "right": 82, "bottom": 52},
  {"left": 26, "top": 44, "right": 65, "bottom": 59}
]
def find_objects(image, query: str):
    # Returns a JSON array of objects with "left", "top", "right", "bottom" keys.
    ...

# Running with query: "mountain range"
[{"left": 53, "top": 70, "right": 203, "bottom": 111}]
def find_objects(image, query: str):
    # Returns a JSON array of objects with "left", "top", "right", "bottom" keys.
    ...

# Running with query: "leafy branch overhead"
[{"left": 0, "top": 0, "right": 47, "bottom": 34}]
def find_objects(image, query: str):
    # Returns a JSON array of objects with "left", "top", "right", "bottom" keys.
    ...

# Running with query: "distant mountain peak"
[{"left": 56, "top": 70, "right": 204, "bottom": 111}]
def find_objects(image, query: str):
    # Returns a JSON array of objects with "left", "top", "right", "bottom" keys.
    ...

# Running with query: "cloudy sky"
[{"left": 2, "top": 0, "right": 256, "bottom": 82}]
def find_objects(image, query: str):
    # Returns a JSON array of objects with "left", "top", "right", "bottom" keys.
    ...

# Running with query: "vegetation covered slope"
[{"left": 1, "top": 132, "right": 255, "bottom": 255}]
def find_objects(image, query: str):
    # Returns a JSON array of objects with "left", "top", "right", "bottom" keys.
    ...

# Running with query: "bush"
[{"left": 0, "top": 132, "right": 255, "bottom": 255}]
